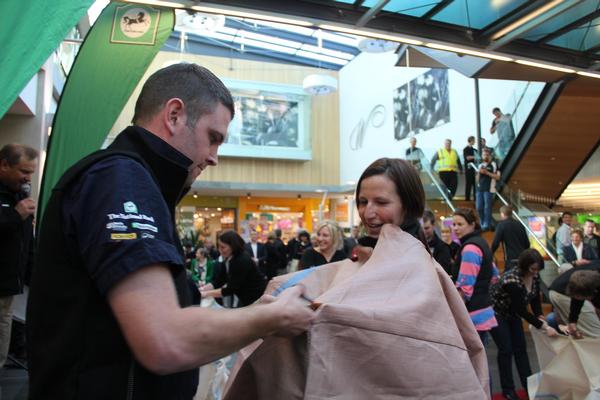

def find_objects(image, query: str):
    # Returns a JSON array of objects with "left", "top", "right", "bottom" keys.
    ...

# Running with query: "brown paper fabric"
[
  {"left": 224, "top": 225, "right": 490, "bottom": 399},
  {"left": 528, "top": 327, "right": 600, "bottom": 399}
]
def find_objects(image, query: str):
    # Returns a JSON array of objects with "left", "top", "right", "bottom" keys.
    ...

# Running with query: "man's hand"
[
  {"left": 567, "top": 323, "right": 584, "bottom": 339},
  {"left": 15, "top": 198, "right": 36, "bottom": 220},
  {"left": 263, "top": 286, "right": 315, "bottom": 337},
  {"left": 575, "top": 259, "right": 591, "bottom": 266}
]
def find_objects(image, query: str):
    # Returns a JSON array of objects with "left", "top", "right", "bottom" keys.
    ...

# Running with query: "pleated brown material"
[{"left": 224, "top": 224, "right": 490, "bottom": 399}]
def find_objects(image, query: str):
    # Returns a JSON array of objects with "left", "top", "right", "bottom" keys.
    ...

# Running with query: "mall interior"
[{"left": 1, "top": 1, "right": 600, "bottom": 399}]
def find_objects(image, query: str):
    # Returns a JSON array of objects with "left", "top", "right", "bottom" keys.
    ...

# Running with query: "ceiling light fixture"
[
  {"left": 491, "top": 0, "right": 565, "bottom": 41},
  {"left": 515, "top": 59, "right": 575, "bottom": 73},
  {"left": 577, "top": 71, "right": 600, "bottom": 79},
  {"left": 425, "top": 43, "right": 513, "bottom": 62},
  {"left": 319, "top": 24, "right": 423, "bottom": 46}
]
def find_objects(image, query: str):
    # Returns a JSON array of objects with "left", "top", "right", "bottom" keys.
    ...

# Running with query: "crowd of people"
[{"left": 1, "top": 63, "right": 597, "bottom": 399}]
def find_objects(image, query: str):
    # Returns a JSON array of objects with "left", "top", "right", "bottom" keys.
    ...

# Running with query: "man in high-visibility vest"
[{"left": 430, "top": 138, "right": 463, "bottom": 200}]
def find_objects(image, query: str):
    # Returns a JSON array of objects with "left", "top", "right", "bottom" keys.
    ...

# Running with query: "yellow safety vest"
[{"left": 437, "top": 149, "right": 459, "bottom": 172}]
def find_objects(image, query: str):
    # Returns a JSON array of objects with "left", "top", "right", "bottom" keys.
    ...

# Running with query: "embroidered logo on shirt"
[
  {"left": 123, "top": 201, "right": 138, "bottom": 214},
  {"left": 106, "top": 221, "right": 129, "bottom": 232},
  {"left": 110, "top": 233, "right": 137, "bottom": 240},
  {"left": 131, "top": 222, "right": 158, "bottom": 232},
  {"left": 141, "top": 232, "right": 155, "bottom": 239}
]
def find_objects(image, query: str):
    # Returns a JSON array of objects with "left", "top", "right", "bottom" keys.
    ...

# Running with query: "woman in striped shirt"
[{"left": 452, "top": 208, "right": 499, "bottom": 345}]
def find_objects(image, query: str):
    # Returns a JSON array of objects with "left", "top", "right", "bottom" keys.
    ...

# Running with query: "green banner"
[
  {"left": 0, "top": 0, "right": 93, "bottom": 118},
  {"left": 39, "top": 2, "right": 174, "bottom": 219}
]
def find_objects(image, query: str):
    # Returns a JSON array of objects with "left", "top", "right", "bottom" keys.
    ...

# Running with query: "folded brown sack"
[{"left": 224, "top": 224, "right": 490, "bottom": 399}]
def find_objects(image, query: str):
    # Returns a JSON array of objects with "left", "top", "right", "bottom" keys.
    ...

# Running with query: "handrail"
[{"left": 495, "top": 192, "right": 560, "bottom": 268}]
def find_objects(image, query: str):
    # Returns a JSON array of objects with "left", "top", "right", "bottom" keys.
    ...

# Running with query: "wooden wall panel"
[
  {"left": 111, "top": 52, "right": 340, "bottom": 186},
  {"left": 508, "top": 82, "right": 600, "bottom": 199}
]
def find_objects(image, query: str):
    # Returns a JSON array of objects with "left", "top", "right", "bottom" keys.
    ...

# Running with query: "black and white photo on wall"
[{"left": 393, "top": 69, "right": 450, "bottom": 140}]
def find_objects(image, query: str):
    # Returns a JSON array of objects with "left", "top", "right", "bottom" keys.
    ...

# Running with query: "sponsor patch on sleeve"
[
  {"left": 110, "top": 233, "right": 137, "bottom": 240},
  {"left": 131, "top": 222, "right": 158, "bottom": 233}
]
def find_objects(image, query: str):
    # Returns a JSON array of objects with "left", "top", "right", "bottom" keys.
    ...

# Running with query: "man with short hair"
[
  {"left": 563, "top": 229, "right": 598, "bottom": 266},
  {"left": 422, "top": 211, "right": 452, "bottom": 275},
  {"left": 548, "top": 261, "right": 600, "bottom": 338},
  {"left": 556, "top": 212, "right": 573, "bottom": 262},
  {"left": 244, "top": 230, "right": 266, "bottom": 270},
  {"left": 405, "top": 137, "right": 424, "bottom": 171},
  {"left": 430, "top": 139, "right": 463, "bottom": 200},
  {"left": 491, "top": 205, "right": 530, "bottom": 268},
  {"left": 27, "top": 63, "right": 314, "bottom": 399},
  {"left": 0, "top": 144, "right": 38, "bottom": 369},
  {"left": 463, "top": 136, "right": 477, "bottom": 201},
  {"left": 476, "top": 148, "right": 500, "bottom": 231},
  {"left": 583, "top": 219, "right": 600, "bottom": 259}
]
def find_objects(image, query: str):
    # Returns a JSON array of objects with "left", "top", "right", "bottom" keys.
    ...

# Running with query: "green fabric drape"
[
  {"left": 39, "top": 2, "right": 174, "bottom": 220},
  {"left": 0, "top": 0, "right": 93, "bottom": 118}
]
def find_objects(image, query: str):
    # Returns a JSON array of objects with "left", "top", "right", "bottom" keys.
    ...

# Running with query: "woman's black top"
[
  {"left": 212, "top": 252, "right": 267, "bottom": 307},
  {"left": 491, "top": 267, "right": 543, "bottom": 329},
  {"left": 298, "top": 248, "right": 347, "bottom": 270}
]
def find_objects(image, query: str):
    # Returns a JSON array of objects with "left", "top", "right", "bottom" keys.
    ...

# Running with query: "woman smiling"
[{"left": 298, "top": 220, "right": 346, "bottom": 270}]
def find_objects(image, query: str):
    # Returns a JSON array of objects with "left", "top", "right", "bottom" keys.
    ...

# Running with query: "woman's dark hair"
[
  {"left": 298, "top": 230, "right": 310, "bottom": 241},
  {"left": 516, "top": 248, "right": 544, "bottom": 276},
  {"left": 217, "top": 230, "right": 245, "bottom": 257},
  {"left": 356, "top": 158, "right": 425, "bottom": 224},
  {"left": 452, "top": 207, "right": 481, "bottom": 230},
  {"left": 355, "top": 158, "right": 428, "bottom": 251}
]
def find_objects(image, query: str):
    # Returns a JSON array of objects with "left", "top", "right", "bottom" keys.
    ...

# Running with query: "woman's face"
[
  {"left": 218, "top": 240, "right": 232, "bottom": 259},
  {"left": 441, "top": 230, "right": 452, "bottom": 243},
  {"left": 317, "top": 226, "right": 333, "bottom": 252},
  {"left": 196, "top": 249, "right": 205, "bottom": 261},
  {"left": 357, "top": 175, "right": 404, "bottom": 238},
  {"left": 526, "top": 262, "right": 541, "bottom": 278},
  {"left": 452, "top": 215, "right": 475, "bottom": 239}
]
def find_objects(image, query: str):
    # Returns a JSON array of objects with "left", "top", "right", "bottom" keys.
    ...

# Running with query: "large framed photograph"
[
  {"left": 393, "top": 69, "right": 450, "bottom": 140},
  {"left": 220, "top": 79, "right": 312, "bottom": 160}
]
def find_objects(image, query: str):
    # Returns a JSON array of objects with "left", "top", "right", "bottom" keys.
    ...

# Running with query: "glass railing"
[
  {"left": 480, "top": 80, "right": 546, "bottom": 166},
  {"left": 496, "top": 189, "right": 560, "bottom": 268},
  {"left": 407, "top": 153, "right": 456, "bottom": 212}
]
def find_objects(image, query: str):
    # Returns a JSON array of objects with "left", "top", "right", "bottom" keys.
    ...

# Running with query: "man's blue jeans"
[{"left": 476, "top": 191, "right": 493, "bottom": 230}]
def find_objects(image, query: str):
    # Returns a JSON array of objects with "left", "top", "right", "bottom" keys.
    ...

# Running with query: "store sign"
[{"left": 258, "top": 205, "right": 291, "bottom": 212}]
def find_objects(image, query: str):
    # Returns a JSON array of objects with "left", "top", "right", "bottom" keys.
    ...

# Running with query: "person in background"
[
  {"left": 548, "top": 261, "right": 600, "bottom": 339},
  {"left": 556, "top": 211, "right": 573, "bottom": 262},
  {"left": 430, "top": 139, "right": 463, "bottom": 200},
  {"left": 298, "top": 221, "right": 346, "bottom": 270},
  {"left": 201, "top": 230, "right": 267, "bottom": 307},
  {"left": 264, "top": 232, "right": 285, "bottom": 280},
  {"left": 452, "top": 208, "right": 499, "bottom": 344},
  {"left": 204, "top": 237, "right": 220, "bottom": 261},
  {"left": 191, "top": 248, "right": 215, "bottom": 286},
  {"left": 476, "top": 148, "right": 500, "bottom": 231},
  {"left": 244, "top": 230, "right": 266, "bottom": 273},
  {"left": 422, "top": 211, "right": 453, "bottom": 275},
  {"left": 463, "top": 136, "right": 478, "bottom": 201},
  {"left": 405, "top": 137, "right": 425, "bottom": 171},
  {"left": 563, "top": 229, "right": 598, "bottom": 266},
  {"left": 490, "top": 249, "right": 557, "bottom": 400},
  {"left": 583, "top": 219, "right": 600, "bottom": 259},
  {"left": 491, "top": 206, "right": 530, "bottom": 269},
  {"left": 310, "top": 233, "right": 319, "bottom": 250},
  {"left": 441, "top": 225, "right": 460, "bottom": 264},
  {"left": 490, "top": 107, "right": 515, "bottom": 161},
  {"left": 343, "top": 226, "right": 359, "bottom": 257},
  {"left": 273, "top": 229, "right": 288, "bottom": 273},
  {"left": 0, "top": 144, "right": 38, "bottom": 369}
]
